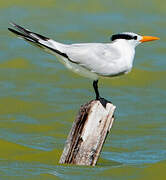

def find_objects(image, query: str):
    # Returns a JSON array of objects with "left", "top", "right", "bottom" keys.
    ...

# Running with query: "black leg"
[
  {"left": 92, "top": 80, "right": 112, "bottom": 108},
  {"left": 93, "top": 80, "right": 100, "bottom": 100}
]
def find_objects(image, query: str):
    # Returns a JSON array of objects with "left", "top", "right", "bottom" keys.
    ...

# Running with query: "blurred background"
[{"left": 0, "top": 0, "right": 166, "bottom": 179}]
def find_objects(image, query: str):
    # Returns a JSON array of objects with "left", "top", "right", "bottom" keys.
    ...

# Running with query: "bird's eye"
[{"left": 133, "top": 36, "right": 137, "bottom": 40}]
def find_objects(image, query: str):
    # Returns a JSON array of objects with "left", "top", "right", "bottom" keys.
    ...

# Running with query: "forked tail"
[{"left": 8, "top": 22, "right": 69, "bottom": 59}]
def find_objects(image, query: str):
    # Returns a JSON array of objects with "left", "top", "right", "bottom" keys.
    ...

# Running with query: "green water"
[{"left": 0, "top": 0, "right": 166, "bottom": 179}]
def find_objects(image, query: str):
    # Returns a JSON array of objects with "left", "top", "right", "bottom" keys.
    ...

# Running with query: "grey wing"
[
  {"left": 8, "top": 23, "right": 121, "bottom": 75},
  {"left": 63, "top": 43, "right": 121, "bottom": 73}
]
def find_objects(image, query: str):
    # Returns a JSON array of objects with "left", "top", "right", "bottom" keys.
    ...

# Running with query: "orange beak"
[{"left": 140, "top": 36, "right": 160, "bottom": 43}]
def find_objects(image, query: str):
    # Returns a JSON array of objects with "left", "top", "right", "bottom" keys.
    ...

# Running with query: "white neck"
[
  {"left": 114, "top": 39, "right": 135, "bottom": 61},
  {"left": 111, "top": 39, "right": 136, "bottom": 74}
]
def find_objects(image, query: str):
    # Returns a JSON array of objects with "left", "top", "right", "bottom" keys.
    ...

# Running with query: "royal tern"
[{"left": 8, "top": 23, "right": 159, "bottom": 107}]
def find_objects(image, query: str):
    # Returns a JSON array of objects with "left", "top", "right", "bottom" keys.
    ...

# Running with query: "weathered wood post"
[{"left": 59, "top": 100, "right": 116, "bottom": 166}]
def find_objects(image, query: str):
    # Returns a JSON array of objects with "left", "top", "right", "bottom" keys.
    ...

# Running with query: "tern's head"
[{"left": 111, "top": 32, "right": 159, "bottom": 47}]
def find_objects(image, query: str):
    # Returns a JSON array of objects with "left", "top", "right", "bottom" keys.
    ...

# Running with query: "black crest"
[{"left": 111, "top": 34, "right": 137, "bottom": 41}]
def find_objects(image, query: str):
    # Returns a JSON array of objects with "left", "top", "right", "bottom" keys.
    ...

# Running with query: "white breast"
[{"left": 54, "top": 40, "right": 135, "bottom": 79}]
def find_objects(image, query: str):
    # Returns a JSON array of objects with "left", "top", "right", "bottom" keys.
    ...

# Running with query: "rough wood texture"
[{"left": 59, "top": 100, "right": 116, "bottom": 166}]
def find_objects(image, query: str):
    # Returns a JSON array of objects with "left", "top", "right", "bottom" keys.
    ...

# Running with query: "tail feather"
[
  {"left": 8, "top": 27, "right": 37, "bottom": 43},
  {"left": 8, "top": 22, "right": 70, "bottom": 60},
  {"left": 10, "top": 22, "right": 49, "bottom": 41}
]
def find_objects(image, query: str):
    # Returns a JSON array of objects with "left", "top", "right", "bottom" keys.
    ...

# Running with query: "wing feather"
[{"left": 63, "top": 43, "right": 121, "bottom": 73}]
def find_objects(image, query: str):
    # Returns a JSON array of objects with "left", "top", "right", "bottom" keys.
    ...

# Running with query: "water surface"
[{"left": 0, "top": 0, "right": 166, "bottom": 179}]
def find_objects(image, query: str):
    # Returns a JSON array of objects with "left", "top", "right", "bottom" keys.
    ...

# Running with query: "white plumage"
[{"left": 8, "top": 23, "right": 159, "bottom": 107}]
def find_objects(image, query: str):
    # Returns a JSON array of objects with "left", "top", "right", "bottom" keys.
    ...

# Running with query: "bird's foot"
[{"left": 96, "top": 97, "right": 112, "bottom": 108}]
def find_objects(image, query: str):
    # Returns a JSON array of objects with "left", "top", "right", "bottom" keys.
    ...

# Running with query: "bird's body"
[
  {"left": 59, "top": 41, "right": 134, "bottom": 79},
  {"left": 8, "top": 23, "right": 159, "bottom": 107}
]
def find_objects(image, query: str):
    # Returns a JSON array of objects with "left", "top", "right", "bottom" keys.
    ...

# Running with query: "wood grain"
[{"left": 59, "top": 100, "right": 116, "bottom": 166}]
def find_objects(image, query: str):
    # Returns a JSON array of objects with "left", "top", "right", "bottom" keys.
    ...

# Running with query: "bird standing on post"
[{"left": 8, "top": 23, "right": 159, "bottom": 107}]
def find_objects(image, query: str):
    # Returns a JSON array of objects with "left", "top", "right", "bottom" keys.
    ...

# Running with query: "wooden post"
[{"left": 59, "top": 100, "right": 116, "bottom": 166}]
